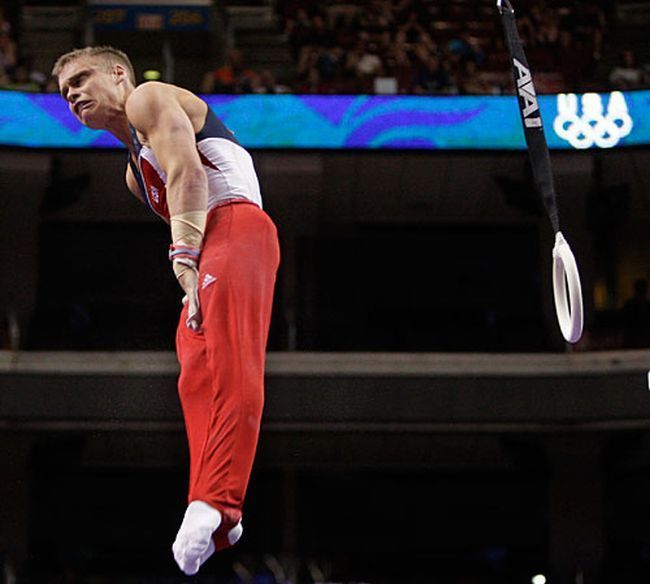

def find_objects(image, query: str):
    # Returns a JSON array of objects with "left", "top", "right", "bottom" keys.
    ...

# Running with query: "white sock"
[
  {"left": 198, "top": 539, "right": 216, "bottom": 566},
  {"left": 172, "top": 501, "right": 222, "bottom": 576}
]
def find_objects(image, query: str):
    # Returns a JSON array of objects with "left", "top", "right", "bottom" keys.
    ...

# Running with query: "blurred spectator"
[
  {"left": 0, "top": 65, "right": 10, "bottom": 89},
  {"left": 622, "top": 278, "right": 650, "bottom": 348},
  {"left": 447, "top": 32, "right": 485, "bottom": 67},
  {"left": 316, "top": 45, "right": 345, "bottom": 83},
  {"left": 458, "top": 61, "right": 499, "bottom": 95},
  {"left": 249, "top": 69, "right": 289, "bottom": 94},
  {"left": 0, "top": 7, "right": 10, "bottom": 32},
  {"left": 2, "top": 59, "right": 42, "bottom": 92},
  {"left": 286, "top": 7, "right": 314, "bottom": 58},
  {"left": 355, "top": 41, "right": 384, "bottom": 78},
  {"left": 0, "top": 27, "right": 17, "bottom": 73},
  {"left": 520, "top": 3, "right": 561, "bottom": 48},
  {"left": 296, "top": 46, "right": 325, "bottom": 92},
  {"left": 12, "top": 62, "right": 40, "bottom": 92},
  {"left": 561, "top": 1, "right": 606, "bottom": 60},
  {"left": 44, "top": 75, "right": 60, "bottom": 93},
  {"left": 201, "top": 49, "right": 257, "bottom": 94},
  {"left": 332, "top": 9, "right": 361, "bottom": 53},
  {"left": 294, "top": 62, "right": 327, "bottom": 93},
  {"left": 383, "top": 43, "right": 416, "bottom": 93},
  {"left": 608, "top": 49, "right": 646, "bottom": 90},
  {"left": 306, "top": 13, "right": 332, "bottom": 49},
  {"left": 414, "top": 54, "right": 453, "bottom": 94},
  {"left": 396, "top": 10, "right": 424, "bottom": 45},
  {"left": 0, "top": 9, "right": 54, "bottom": 93}
]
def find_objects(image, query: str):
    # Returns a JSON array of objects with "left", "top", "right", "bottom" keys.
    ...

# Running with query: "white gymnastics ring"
[{"left": 552, "top": 231, "right": 584, "bottom": 343}]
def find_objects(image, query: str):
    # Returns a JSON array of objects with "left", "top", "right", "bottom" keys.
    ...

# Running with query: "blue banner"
[{"left": 0, "top": 90, "right": 647, "bottom": 150}]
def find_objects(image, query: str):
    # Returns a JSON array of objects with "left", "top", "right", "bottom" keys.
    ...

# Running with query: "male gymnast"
[{"left": 53, "top": 46, "right": 280, "bottom": 576}]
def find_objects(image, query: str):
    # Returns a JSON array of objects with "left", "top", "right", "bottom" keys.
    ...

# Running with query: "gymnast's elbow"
[{"left": 167, "top": 164, "right": 208, "bottom": 208}]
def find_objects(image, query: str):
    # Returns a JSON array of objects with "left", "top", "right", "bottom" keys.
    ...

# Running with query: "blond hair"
[{"left": 52, "top": 46, "right": 136, "bottom": 84}]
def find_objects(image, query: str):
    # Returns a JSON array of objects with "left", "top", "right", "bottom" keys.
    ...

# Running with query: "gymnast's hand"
[
  {"left": 170, "top": 249, "right": 203, "bottom": 332},
  {"left": 178, "top": 266, "right": 203, "bottom": 332}
]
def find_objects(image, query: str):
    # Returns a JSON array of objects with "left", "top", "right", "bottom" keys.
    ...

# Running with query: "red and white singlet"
[{"left": 128, "top": 108, "right": 262, "bottom": 221}]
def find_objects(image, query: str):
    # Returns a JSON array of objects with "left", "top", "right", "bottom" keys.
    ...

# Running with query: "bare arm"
[
  {"left": 125, "top": 82, "right": 207, "bottom": 216},
  {"left": 125, "top": 164, "right": 143, "bottom": 200},
  {"left": 125, "top": 82, "right": 207, "bottom": 331}
]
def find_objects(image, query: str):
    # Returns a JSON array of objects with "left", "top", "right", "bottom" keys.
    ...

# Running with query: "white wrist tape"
[
  {"left": 171, "top": 211, "right": 207, "bottom": 248},
  {"left": 170, "top": 210, "right": 207, "bottom": 280},
  {"left": 172, "top": 256, "right": 198, "bottom": 281}
]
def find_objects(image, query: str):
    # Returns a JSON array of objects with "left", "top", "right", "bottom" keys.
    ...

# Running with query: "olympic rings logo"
[{"left": 553, "top": 92, "right": 633, "bottom": 150}]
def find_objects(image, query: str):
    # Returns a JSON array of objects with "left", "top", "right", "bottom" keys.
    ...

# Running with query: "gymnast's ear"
[{"left": 112, "top": 63, "right": 128, "bottom": 84}]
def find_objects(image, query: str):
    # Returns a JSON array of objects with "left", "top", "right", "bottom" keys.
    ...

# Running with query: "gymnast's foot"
[
  {"left": 195, "top": 519, "right": 244, "bottom": 566},
  {"left": 172, "top": 500, "right": 221, "bottom": 575}
]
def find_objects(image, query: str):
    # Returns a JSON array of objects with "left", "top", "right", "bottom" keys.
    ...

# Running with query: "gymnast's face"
[{"left": 58, "top": 57, "right": 128, "bottom": 130}]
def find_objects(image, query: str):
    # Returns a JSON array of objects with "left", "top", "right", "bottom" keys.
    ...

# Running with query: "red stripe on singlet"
[{"left": 198, "top": 150, "right": 219, "bottom": 171}]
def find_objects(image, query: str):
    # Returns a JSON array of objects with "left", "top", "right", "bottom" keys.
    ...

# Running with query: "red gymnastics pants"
[{"left": 175, "top": 200, "right": 279, "bottom": 550}]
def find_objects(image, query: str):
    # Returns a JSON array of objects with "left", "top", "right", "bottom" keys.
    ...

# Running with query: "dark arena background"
[{"left": 1, "top": 0, "right": 650, "bottom": 583}]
